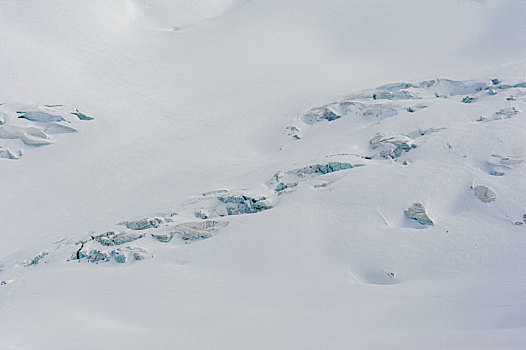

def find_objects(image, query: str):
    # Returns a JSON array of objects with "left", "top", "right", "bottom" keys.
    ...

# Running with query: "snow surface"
[{"left": 1, "top": 0, "right": 526, "bottom": 349}]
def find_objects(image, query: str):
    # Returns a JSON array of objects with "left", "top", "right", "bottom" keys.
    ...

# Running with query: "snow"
[{"left": 1, "top": 0, "right": 526, "bottom": 348}]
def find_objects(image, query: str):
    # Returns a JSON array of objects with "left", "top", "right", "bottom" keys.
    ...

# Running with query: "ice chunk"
[
  {"left": 125, "top": 217, "right": 165, "bottom": 230},
  {"left": 302, "top": 106, "right": 341, "bottom": 124},
  {"left": 111, "top": 249, "right": 127, "bottom": 263},
  {"left": 405, "top": 203, "right": 434, "bottom": 226},
  {"left": 151, "top": 231, "right": 176, "bottom": 243},
  {"left": 370, "top": 133, "right": 416, "bottom": 159},
  {"left": 376, "top": 82, "right": 418, "bottom": 91},
  {"left": 174, "top": 220, "right": 229, "bottom": 242},
  {"left": 218, "top": 195, "right": 272, "bottom": 216},
  {"left": 461, "top": 96, "right": 476, "bottom": 103},
  {"left": 473, "top": 185, "right": 496, "bottom": 203},
  {"left": 495, "top": 107, "right": 519, "bottom": 119},
  {"left": 128, "top": 247, "right": 148, "bottom": 261},
  {"left": 71, "top": 109, "right": 94, "bottom": 121},
  {"left": 94, "top": 231, "right": 144, "bottom": 246},
  {"left": 406, "top": 104, "right": 427, "bottom": 113},
  {"left": 294, "top": 162, "right": 354, "bottom": 177},
  {"left": 23, "top": 252, "right": 49, "bottom": 267},
  {"left": 86, "top": 249, "right": 110, "bottom": 263}
]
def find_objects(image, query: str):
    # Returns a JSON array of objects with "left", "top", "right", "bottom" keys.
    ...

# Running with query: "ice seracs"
[
  {"left": 268, "top": 162, "right": 361, "bottom": 193},
  {"left": 291, "top": 78, "right": 526, "bottom": 146},
  {"left": 4, "top": 76, "right": 525, "bottom": 273}
]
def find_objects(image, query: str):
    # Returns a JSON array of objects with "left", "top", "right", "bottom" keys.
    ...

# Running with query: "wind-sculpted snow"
[
  {"left": 0, "top": 104, "right": 93, "bottom": 160},
  {"left": 487, "top": 153, "right": 524, "bottom": 177}
]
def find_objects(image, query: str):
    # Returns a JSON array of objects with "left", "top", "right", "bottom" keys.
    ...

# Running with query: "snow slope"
[{"left": 1, "top": 0, "right": 526, "bottom": 349}]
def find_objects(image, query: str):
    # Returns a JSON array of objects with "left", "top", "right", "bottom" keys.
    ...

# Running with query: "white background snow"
[{"left": 1, "top": 0, "right": 526, "bottom": 349}]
